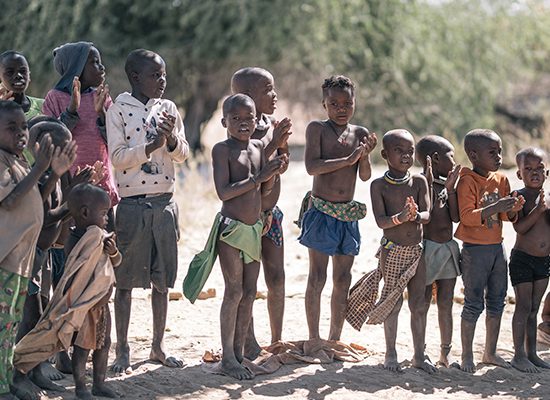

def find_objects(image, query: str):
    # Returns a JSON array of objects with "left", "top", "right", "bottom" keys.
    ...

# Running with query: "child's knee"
[{"left": 461, "top": 300, "right": 485, "bottom": 322}]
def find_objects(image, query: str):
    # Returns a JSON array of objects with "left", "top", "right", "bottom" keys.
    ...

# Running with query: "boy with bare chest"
[
  {"left": 347, "top": 129, "right": 435, "bottom": 373},
  {"left": 299, "top": 75, "right": 377, "bottom": 341}
]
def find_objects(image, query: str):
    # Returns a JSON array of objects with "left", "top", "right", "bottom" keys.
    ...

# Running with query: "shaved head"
[
  {"left": 125, "top": 49, "right": 163, "bottom": 81},
  {"left": 231, "top": 67, "right": 272, "bottom": 94},
  {"left": 463, "top": 129, "right": 500, "bottom": 154},
  {"left": 415, "top": 135, "right": 453, "bottom": 168},
  {"left": 222, "top": 93, "right": 256, "bottom": 117},
  {"left": 516, "top": 147, "right": 547, "bottom": 167},
  {"left": 382, "top": 129, "right": 414, "bottom": 149}
]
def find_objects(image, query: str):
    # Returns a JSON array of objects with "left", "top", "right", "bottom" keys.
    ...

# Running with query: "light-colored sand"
[{"left": 39, "top": 162, "right": 550, "bottom": 400}]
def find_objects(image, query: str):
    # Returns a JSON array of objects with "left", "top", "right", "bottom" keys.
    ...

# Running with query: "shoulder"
[
  {"left": 411, "top": 173, "right": 428, "bottom": 184},
  {"left": 370, "top": 176, "right": 385, "bottom": 189},
  {"left": 212, "top": 141, "right": 230, "bottom": 157},
  {"left": 306, "top": 120, "right": 328, "bottom": 137}
]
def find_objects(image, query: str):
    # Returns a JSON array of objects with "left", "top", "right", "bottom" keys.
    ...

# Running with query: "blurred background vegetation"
[{"left": 2, "top": 0, "right": 550, "bottom": 165}]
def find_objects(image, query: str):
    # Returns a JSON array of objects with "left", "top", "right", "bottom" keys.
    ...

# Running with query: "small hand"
[
  {"left": 103, "top": 233, "right": 118, "bottom": 256},
  {"left": 93, "top": 83, "right": 110, "bottom": 116},
  {"left": 406, "top": 196, "right": 419, "bottom": 221},
  {"left": 68, "top": 76, "right": 81, "bottom": 114},
  {"left": 72, "top": 165, "right": 94, "bottom": 186},
  {"left": 34, "top": 134, "right": 54, "bottom": 172},
  {"left": 347, "top": 142, "right": 366, "bottom": 165},
  {"left": 495, "top": 195, "right": 519, "bottom": 213},
  {"left": 272, "top": 117, "right": 292, "bottom": 148},
  {"left": 425, "top": 155, "right": 434, "bottom": 187},
  {"left": 362, "top": 132, "right": 377, "bottom": 155},
  {"left": 91, "top": 161, "right": 105, "bottom": 184},
  {"left": 536, "top": 188, "right": 548, "bottom": 213},
  {"left": 158, "top": 111, "right": 176, "bottom": 137},
  {"left": 510, "top": 191, "right": 525, "bottom": 212},
  {"left": 0, "top": 85, "right": 14, "bottom": 101},
  {"left": 445, "top": 164, "right": 461, "bottom": 192},
  {"left": 50, "top": 140, "right": 77, "bottom": 176},
  {"left": 257, "top": 154, "right": 288, "bottom": 183}
]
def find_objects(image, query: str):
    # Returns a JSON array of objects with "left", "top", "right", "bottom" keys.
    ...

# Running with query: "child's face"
[
  {"left": 323, "top": 87, "right": 355, "bottom": 126},
  {"left": 471, "top": 139, "right": 502, "bottom": 173},
  {"left": 80, "top": 47, "right": 105, "bottom": 89},
  {"left": 222, "top": 103, "right": 257, "bottom": 142},
  {"left": 517, "top": 155, "right": 546, "bottom": 189},
  {"left": 435, "top": 146, "right": 456, "bottom": 177},
  {"left": 0, "top": 54, "right": 30, "bottom": 94},
  {"left": 0, "top": 109, "right": 28, "bottom": 156},
  {"left": 85, "top": 196, "right": 111, "bottom": 229},
  {"left": 249, "top": 73, "right": 277, "bottom": 115},
  {"left": 134, "top": 56, "right": 166, "bottom": 100},
  {"left": 383, "top": 136, "right": 415, "bottom": 173}
]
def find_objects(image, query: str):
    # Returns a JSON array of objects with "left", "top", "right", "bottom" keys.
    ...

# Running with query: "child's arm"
[
  {"left": 305, "top": 122, "right": 365, "bottom": 176},
  {"left": 513, "top": 189, "right": 544, "bottom": 234},
  {"left": 371, "top": 181, "right": 415, "bottom": 229},
  {"left": 358, "top": 131, "right": 377, "bottom": 182},
  {"left": 104, "top": 234, "right": 122, "bottom": 267},
  {"left": 42, "top": 79, "right": 80, "bottom": 131},
  {"left": 446, "top": 164, "right": 461, "bottom": 222},
  {"left": 159, "top": 107, "right": 189, "bottom": 163},
  {"left": 412, "top": 176, "right": 431, "bottom": 224},
  {"left": 0, "top": 135, "right": 53, "bottom": 210},
  {"left": 39, "top": 140, "right": 77, "bottom": 201},
  {"left": 264, "top": 118, "right": 292, "bottom": 159}
]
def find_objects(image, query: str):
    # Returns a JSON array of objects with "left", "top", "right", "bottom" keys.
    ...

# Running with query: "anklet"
[{"left": 384, "top": 170, "right": 411, "bottom": 185}]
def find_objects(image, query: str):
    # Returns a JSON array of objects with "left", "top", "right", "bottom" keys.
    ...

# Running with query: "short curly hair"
[{"left": 322, "top": 75, "right": 355, "bottom": 98}]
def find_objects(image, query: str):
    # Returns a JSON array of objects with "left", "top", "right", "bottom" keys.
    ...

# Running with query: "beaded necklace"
[{"left": 384, "top": 170, "right": 411, "bottom": 185}]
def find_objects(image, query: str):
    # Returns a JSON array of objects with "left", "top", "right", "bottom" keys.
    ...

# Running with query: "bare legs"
[
  {"left": 511, "top": 278, "right": 550, "bottom": 372},
  {"left": 304, "top": 249, "right": 353, "bottom": 340},
  {"left": 219, "top": 240, "right": 260, "bottom": 380}
]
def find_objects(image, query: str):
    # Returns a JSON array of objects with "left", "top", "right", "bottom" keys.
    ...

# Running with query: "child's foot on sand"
[
  {"left": 528, "top": 354, "right": 550, "bottom": 369},
  {"left": 29, "top": 367, "right": 65, "bottom": 391},
  {"left": 460, "top": 356, "right": 476, "bottom": 373},
  {"left": 55, "top": 351, "right": 72, "bottom": 374},
  {"left": 111, "top": 346, "right": 132, "bottom": 373},
  {"left": 10, "top": 373, "right": 45, "bottom": 400},
  {"left": 75, "top": 386, "right": 93, "bottom": 400},
  {"left": 412, "top": 356, "right": 437, "bottom": 374},
  {"left": 384, "top": 353, "right": 402, "bottom": 372},
  {"left": 482, "top": 353, "right": 511, "bottom": 368},
  {"left": 150, "top": 347, "right": 185, "bottom": 368},
  {"left": 243, "top": 337, "right": 262, "bottom": 361},
  {"left": 38, "top": 361, "right": 65, "bottom": 380},
  {"left": 511, "top": 355, "right": 539, "bottom": 373},
  {"left": 220, "top": 359, "right": 254, "bottom": 380},
  {"left": 92, "top": 383, "right": 119, "bottom": 398}
]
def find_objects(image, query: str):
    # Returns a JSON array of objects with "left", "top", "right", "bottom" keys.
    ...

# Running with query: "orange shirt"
[{"left": 455, "top": 167, "right": 511, "bottom": 245}]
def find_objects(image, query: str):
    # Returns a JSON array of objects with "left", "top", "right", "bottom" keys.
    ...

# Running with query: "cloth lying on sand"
[
  {"left": 424, "top": 239, "right": 461, "bottom": 285},
  {"left": 346, "top": 239, "right": 423, "bottom": 329},
  {"left": 183, "top": 213, "right": 262, "bottom": 303},
  {"left": 202, "top": 339, "right": 370, "bottom": 376},
  {"left": 14, "top": 226, "right": 115, "bottom": 373}
]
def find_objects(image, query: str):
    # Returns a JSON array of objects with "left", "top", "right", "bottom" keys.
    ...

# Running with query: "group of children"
[{"left": 0, "top": 40, "right": 549, "bottom": 400}]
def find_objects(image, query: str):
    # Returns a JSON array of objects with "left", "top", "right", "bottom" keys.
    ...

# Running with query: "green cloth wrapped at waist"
[
  {"left": 295, "top": 191, "right": 367, "bottom": 227},
  {"left": 183, "top": 213, "right": 263, "bottom": 303}
]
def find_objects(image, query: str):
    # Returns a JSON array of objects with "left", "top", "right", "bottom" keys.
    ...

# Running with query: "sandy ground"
[{"left": 38, "top": 161, "right": 550, "bottom": 400}]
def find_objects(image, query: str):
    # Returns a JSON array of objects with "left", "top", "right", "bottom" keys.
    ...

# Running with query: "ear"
[
  {"left": 131, "top": 71, "right": 139, "bottom": 83},
  {"left": 468, "top": 150, "right": 477, "bottom": 161},
  {"left": 516, "top": 170, "right": 522, "bottom": 180},
  {"left": 431, "top": 151, "right": 439, "bottom": 164},
  {"left": 81, "top": 205, "right": 89, "bottom": 219},
  {"left": 381, "top": 148, "right": 387, "bottom": 160},
  {"left": 221, "top": 117, "right": 227, "bottom": 128},
  {"left": 322, "top": 99, "right": 327, "bottom": 110}
]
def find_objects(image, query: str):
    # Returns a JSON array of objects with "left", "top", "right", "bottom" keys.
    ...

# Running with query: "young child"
[
  {"left": 14, "top": 183, "right": 121, "bottom": 399},
  {"left": 0, "top": 51, "right": 44, "bottom": 119},
  {"left": 230, "top": 67, "right": 292, "bottom": 355},
  {"left": 0, "top": 100, "right": 53, "bottom": 400},
  {"left": 509, "top": 147, "right": 550, "bottom": 372},
  {"left": 299, "top": 75, "right": 376, "bottom": 342},
  {"left": 106, "top": 49, "right": 189, "bottom": 373},
  {"left": 347, "top": 129, "right": 434, "bottom": 373},
  {"left": 415, "top": 135, "right": 461, "bottom": 367},
  {"left": 211, "top": 94, "right": 286, "bottom": 379},
  {"left": 42, "top": 41, "right": 118, "bottom": 224},
  {"left": 455, "top": 129, "right": 524, "bottom": 373}
]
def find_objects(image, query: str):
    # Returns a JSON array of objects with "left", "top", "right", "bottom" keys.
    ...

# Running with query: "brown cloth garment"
[
  {"left": 346, "top": 242, "right": 423, "bottom": 329},
  {"left": 13, "top": 226, "right": 116, "bottom": 373}
]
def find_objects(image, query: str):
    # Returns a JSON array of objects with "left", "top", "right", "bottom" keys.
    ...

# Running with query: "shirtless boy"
[
  {"left": 509, "top": 147, "right": 550, "bottom": 372},
  {"left": 365, "top": 129, "right": 434, "bottom": 373},
  {"left": 212, "top": 94, "right": 287, "bottom": 379},
  {"left": 455, "top": 129, "right": 524, "bottom": 372},
  {"left": 299, "top": 75, "right": 376, "bottom": 341},
  {"left": 415, "top": 135, "right": 461, "bottom": 367},
  {"left": 231, "top": 67, "right": 292, "bottom": 355}
]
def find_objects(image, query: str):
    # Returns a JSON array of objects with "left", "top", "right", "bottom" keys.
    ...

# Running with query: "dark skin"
[
  {"left": 0, "top": 54, "right": 32, "bottom": 111},
  {"left": 304, "top": 86, "right": 376, "bottom": 342},
  {"left": 212, "top": 101, "right": 287, "bottom": 380},
  {"left": 509, "top": 154, "right": 550, "bottom": 373},
  {"left": 66, "top": 193, "right": 120, "bottom": 399},
  {"left": 370, "top": 130, "right": 434, "bottom": 373},
  {"left": 459, "top": 135, "right": 524, "bottom": 373},
  {"left": 232, "top": 69, "right": 292, "bottom": 356},
  {"left": 111, "top": 53, "right": 184, "bottom": 373},
  {"left": 419, "top": 139, "right": 461, "bottom": 367}
]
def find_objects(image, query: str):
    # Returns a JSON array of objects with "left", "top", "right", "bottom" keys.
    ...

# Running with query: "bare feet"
[
  {"left": 29, "top": 367, "right": 65, "bottom": 391},
  {"left": 220, "top": 359, "right": 254, "bottom": 380},
  {"left": 55, "top": 351, "right": 72, "bottom": 374},
  {"left": 482, "top": 353, "right": 511, "bottom": 368},
  {"left": 92, "top": 383, "right": 119, "bottom": 398},
  {"left": 437, "top": 345, "right": 459, "bottom": 368},
  {"left": 10, "top": 372, "right": 44, "bottom": 400},
  {"left": 460, "top": 355, "right": 476, "bottom": 373},
  {"left": 111, "top": 345, "right": 132, "bottom": 373},
  {"left": 150, "top": 347, "right": 185, "bottom": 368},
  {"left": 243, "top": 336, "right": 262, "bottom": 361},
  {"left": 37, "top": 361, "right": 65, "bottom": 381},
  {"left": 511, "top": 355, "right": 539, "bottom": 373},
  {"left": 75, "top": 385, "right": 93, "bottom": 400},
  {"left": 0, "top": 393, "right": 18, "bottom": 400},
  {"left": 384, "top": 353, "right": 402, "bottom": 372},
  {"left": 412, "top": 356, "right": 437, "bottom": 374},
  {"left": 528, "top": 354, "right": 550, "bottom": 369}
]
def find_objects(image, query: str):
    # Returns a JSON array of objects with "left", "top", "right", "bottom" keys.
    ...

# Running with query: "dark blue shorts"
[
  {"left": 298, "top": 207, "right": 360, "bottom": 256},
  {"left": 509, "top": 249, "right": 550, "bottom": 287}
]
